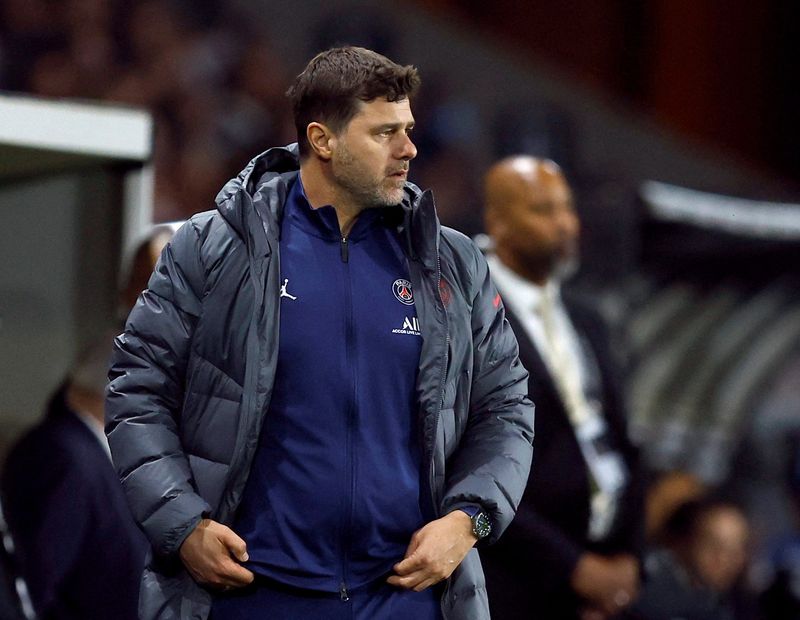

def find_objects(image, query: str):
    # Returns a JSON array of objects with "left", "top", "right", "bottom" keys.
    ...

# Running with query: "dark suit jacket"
[
  {"left": 1, "top": 387, "right": 148, "bottom": 620},
  {"left": 481, "top": 291, "right": 644, "bottom": 620}
]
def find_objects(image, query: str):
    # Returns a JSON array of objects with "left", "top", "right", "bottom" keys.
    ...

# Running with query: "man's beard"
[
  {"left": 332, "top": 143, "right": 407, "bottom": 209},
  {"left": 525, "top": 246, "right": 580, "bottom": 283}
]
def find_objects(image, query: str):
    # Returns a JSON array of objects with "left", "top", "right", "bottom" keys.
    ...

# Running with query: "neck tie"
[
  {"left": 537, "top": 288, "right": 623, "bottom": 540},
  {"left": 538, "top": 288, "right": 590, "bottom": 426}
]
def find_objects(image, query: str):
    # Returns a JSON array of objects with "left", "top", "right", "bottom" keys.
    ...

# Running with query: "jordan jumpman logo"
[{"left": 280, "top": 279, "right": 297, "bottom": 300}]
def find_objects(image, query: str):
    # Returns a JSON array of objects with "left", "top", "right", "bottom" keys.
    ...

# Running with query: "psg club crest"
[{"left": 392, "top": 279, "right": 415, "bottom": 305}]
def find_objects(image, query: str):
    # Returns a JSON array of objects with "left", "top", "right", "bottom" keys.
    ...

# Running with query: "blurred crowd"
[
  {"left": 0, "top": 0, "right": 488, "bottom": 233},
  {"left": 0, "top": 0, "right": 295, "bottom": 222}
]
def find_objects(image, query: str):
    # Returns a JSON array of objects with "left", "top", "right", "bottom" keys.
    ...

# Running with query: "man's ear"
[{"left": 307, "top": 122, "right": 335, "bottom": 160}]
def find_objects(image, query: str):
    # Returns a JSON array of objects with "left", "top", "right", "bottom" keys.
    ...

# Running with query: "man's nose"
[
  {"left": 397, "top": 133, "right": 417, "bottom": 161},
  {"left": 559, "top": 207, "right": 580, "bottom": 238}
]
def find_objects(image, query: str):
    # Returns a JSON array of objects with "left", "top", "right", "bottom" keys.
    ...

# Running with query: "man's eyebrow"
[{"left": 373, "top": 121, "right": 416, "bottom": 131}]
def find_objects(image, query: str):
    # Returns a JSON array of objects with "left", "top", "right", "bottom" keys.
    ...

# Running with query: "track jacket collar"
[{"left": 214, "top": 143, "right": 441, "bottom": 271}]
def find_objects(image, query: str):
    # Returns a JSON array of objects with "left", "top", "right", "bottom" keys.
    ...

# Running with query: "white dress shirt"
[{"left": 486, "top": 255, "right": 587, "bottom": 403}]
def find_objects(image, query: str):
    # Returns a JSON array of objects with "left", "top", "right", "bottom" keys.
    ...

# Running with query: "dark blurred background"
[
  {"left": 425, "top": 0, "right": 800, "bottom": 185},
  {"left": 3, "top": 0, "right": 800, "bottom": 615}
]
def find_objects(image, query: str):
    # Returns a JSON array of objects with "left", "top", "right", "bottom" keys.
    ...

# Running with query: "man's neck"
[
  {"left": 65, "top": 386, "right": 105, "bottom": 429},
  {"left": 299, "top": 164, "right": 363, "bottom": 237},
  {"left": 494, "top": 248, "right": 549, "bottom": 287}
]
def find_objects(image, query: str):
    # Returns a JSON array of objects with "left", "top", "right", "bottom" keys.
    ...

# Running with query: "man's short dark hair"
[{"left": 286, "top": 46, "right": 421, "bottom": 158}]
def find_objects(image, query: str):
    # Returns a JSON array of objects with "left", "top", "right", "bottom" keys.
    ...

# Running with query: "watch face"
[{"left": 473, "top": 511, "right": 492, "bottom": 539}]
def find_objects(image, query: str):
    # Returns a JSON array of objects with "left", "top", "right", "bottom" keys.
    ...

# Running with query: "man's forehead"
[
  {"left": 497, "top": 172, "right": 570, "bottom": 212},
  {"left": 353, "top": 97, "right": 415, "bottom": 124}
]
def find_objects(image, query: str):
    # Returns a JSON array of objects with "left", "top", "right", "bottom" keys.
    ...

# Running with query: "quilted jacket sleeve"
[
  {"left": 106, "top": 219, "right": 212, "bottom": 556},
  {"left": 441, "top": 243, "right": 535, "bottom": 545}
]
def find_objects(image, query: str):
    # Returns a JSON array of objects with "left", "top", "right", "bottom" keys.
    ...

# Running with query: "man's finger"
[
  {"left": 386, "top": 574, "right": 407, "bottom": 588},
  {"left": 219, "top": 526, "right": 249, "bottom": 562},
  {"left": 392, "top": 554, "right": 427, "bottom": 576},
  {"left": 388, "top": 570, "right": 443, "bottom": 592},
  {"left": 414, "top": 579, "right": 440, "bottom": 592},
  {"left": 219, "top": 559, "right": 255, "bottom": 587},
  {"left": 402, "top": 531, "right": 422, "bottom": 559},
  {"left": 387, "top": 571, "right": 425, "bottom": 590}
]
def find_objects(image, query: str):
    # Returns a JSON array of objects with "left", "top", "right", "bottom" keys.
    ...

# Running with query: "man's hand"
[
  {"left": 387, "top": 510, "right": 477, "bottom": 592},
  {"left": 179, "top": 518, "right": 255, "bottom": 590},
  {"left": 570, "top": 553, "right": 639, "bottom": 618}
]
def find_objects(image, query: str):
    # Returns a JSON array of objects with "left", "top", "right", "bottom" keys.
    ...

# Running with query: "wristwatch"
[{"left": 459, "top": 506, "right": 492, "bottom": 540}]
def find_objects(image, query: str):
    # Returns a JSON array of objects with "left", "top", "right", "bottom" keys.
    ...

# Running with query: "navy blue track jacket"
[{"left": 235, "top": 176, "right": 426, "bottom": 593}]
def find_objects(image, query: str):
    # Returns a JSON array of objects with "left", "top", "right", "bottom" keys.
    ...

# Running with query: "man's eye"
[{"left": 531, "top": 203, "right": 555, "bottom": 215}]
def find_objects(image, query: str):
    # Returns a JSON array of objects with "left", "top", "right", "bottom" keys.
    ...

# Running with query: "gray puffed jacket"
[{"left": 106, "top": 144, "right": 534, "bottom": 620}]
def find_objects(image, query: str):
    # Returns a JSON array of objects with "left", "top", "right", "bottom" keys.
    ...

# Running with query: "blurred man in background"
[
  {"left": 479, "top": 155, "right": 644, "bottom": 619},
  {"left": 118, "top": 223, "right": 181, "bottom": 319},
  {"left": 2, "top": 336, "right": 148, "bottom": 620},
  {"left": 0, "top": 223, "right": 177, "bottom": 620},
  {"left": 645, "top": 470, "right": 706, "bottom": 543},
  {"left": 631, "top": 497, "right": 752, "bottom": 620},
  {"left": 756, "top": 433, "right": 800, "bottom": 619}
]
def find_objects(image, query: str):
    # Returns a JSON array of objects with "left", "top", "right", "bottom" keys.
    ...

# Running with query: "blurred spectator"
[
  {"left": 478, "top": 155, "right": 645, "bottom": 619},
  {"left": 755, "top": 432, "right": 800, "bottom": 619},
  {"left": 1, "top": 335, "right": 148, "bottom": 619},
  {"left": 0, "top": 0, "right": 64, "bottom": 91},
  {"left": 0, "top": 222, "right": 178, "bottom": 618},
  {"left": 631, "top": 497, "right": 753, "bottom": 620},
  {"left": 26, "top": 51, "right": 81, "bottom": 99},
  {"left": 0, "top": 0, "right": 284, "bottom": 221},
  {"left": 645, "top": 470, "right": 707, "bottom": 542},
  {"left": 118, "top": 222, "right": 180, "bottom": 318}
]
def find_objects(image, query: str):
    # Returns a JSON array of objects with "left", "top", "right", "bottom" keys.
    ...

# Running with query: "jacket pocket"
[
  {"left": 140, "top": 553, "right": 211, "bottom": 620},
  {"left": 182, "top": 355, "right": 243, "bottom": 464}
]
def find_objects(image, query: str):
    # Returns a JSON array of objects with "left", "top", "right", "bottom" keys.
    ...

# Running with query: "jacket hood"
[
  {"left": 215, "top": 143, "right": 440, "bottom": 270},
  {"left": 214, "top": 143, "right": 300, "bottom": 242}
]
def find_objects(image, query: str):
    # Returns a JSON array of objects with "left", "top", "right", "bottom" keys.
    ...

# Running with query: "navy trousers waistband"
[{"left": 211, "top": 575, "right": 442, "bottom": 620}]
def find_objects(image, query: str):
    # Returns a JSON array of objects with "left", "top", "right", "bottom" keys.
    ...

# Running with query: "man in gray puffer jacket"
[{"left": 107, "top": 46, "right": 534, "bottom": 620}]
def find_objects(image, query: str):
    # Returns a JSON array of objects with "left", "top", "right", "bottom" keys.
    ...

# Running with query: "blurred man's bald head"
[
  {"left": 484, "top": 156, "right": 562, "bottom": 215},
  {"left": 483, "top": 155, "right": 579, "bottom": 285}
]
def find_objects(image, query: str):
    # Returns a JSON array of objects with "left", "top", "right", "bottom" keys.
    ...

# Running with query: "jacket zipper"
[
  {"left": 428, "top": 251, "right": 449, "bottom": 515},
  {"left": 340, "top": 233, "right": 355, "bottom": 601}
]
